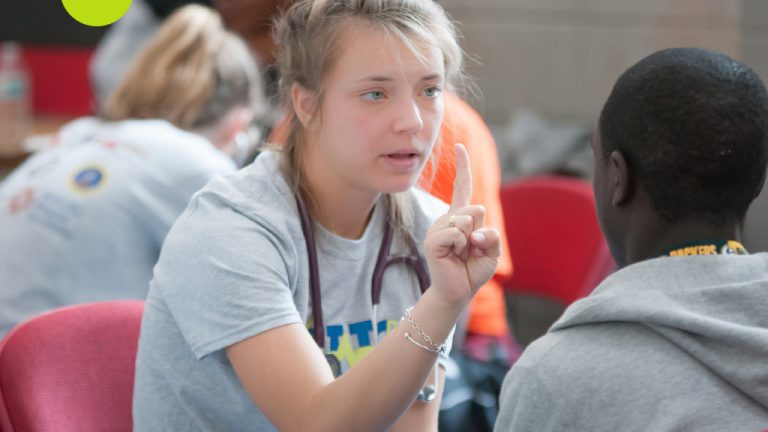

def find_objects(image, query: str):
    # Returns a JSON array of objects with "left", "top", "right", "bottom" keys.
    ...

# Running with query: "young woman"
[
  {"left": 132, "top": 0, "right": 501, "bottom": 430},
  {"left": 0, "top": 5, "right": 261, "bottom": 337}
]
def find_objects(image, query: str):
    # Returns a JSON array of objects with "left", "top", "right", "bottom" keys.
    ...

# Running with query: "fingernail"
[{"left": 472, "top": 232, "right": 485, "bottom": 242}]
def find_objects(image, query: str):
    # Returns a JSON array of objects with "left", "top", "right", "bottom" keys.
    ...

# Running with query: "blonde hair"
[
  {"left": 274, "top": 0, "right": 466, "bottom": 239},
  {"left": 104, "top": 4, "right": 262, "bottom": 131}
]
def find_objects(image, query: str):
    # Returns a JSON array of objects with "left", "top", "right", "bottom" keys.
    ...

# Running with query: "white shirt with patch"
[{"left": 0, "top": 117, "right": 235, "bottom": 336}]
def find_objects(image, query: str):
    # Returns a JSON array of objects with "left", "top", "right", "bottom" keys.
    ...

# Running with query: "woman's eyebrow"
[
  {"left": 355, "top": 75, "right": 393, "bottom": 83},
  {"left": 354, "top": 73, "right": 443, "bottom": 83},
  {"left": 419, "top": 74, "right": 442, "bottom": 82}
]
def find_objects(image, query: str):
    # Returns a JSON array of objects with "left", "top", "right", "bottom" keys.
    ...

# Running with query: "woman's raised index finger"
[{"left": 450, "top": 143, "right": 472, "bottom": 212}]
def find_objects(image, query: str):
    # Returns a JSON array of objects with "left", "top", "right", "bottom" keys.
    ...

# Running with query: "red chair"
[
  {"left": 0, "top": 301, "right": 144, "bottom": 432},
  {"left": 499, "top": 176, "right": 616, "bottom": 305},
  {"left": 21, "top": 44, "right": 95, "bottom": 116}
]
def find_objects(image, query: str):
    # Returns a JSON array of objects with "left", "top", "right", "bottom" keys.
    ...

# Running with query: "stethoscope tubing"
[{"left": 296, "top": 195, "right": 430, "bottom": 349}]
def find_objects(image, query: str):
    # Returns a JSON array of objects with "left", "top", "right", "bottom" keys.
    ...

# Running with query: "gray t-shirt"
[
  {"left": 0, "top": 117, "right": 234, "bottom": 337},
  {"left": 133, "top": 151, "right": 449, "bottom": 431}
]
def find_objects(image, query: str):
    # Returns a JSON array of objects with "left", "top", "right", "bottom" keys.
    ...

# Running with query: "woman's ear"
[{"left": 291, "top": 83, "right": 316, "bottom": 128}]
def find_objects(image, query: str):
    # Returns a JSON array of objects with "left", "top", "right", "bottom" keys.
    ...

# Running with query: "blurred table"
[
  {"left": 0, "top": 115, "right": 73, "bottom": 180},
  {"left": 29, "top": 115, "right": 72, "bottom": 135}
]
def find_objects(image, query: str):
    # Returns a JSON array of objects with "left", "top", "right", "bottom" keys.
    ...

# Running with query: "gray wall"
[{"left": 443, "top": 0, "right": 768, "bottom": 251}]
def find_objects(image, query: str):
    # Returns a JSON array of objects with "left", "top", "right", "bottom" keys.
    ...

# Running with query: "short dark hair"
[{"left": 599, "top": 47, "right": 768, "bottom": 225}]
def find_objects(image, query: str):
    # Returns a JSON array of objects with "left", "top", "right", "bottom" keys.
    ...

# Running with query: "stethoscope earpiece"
[
  {"left": 416, "top": 366, "right": 440, "bottom": 403},
  {"left": 325, "top": 353, "right": 342, "bottom": 378},
  {"left": 417, "top": 385, "right": 437, "bottom": 402}
]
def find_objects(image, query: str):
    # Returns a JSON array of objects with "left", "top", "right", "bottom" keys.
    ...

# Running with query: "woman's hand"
[{"left": 423, "top": 143, "right": 501, "bottom": 305}]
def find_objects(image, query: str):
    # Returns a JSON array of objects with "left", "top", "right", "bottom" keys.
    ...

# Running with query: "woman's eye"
[
  {"left": 423, "top": 87, "right": 442, "bottom": 97},
  {"left": 362, "top": 91, "right": 385, "bottom": 101}
]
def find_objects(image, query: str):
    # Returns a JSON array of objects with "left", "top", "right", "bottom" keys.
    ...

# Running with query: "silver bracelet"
[{"left": 402, "top": 306, "right": 447, "bottom": 355}]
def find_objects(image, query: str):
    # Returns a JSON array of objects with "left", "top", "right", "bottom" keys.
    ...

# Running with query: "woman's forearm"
[{"left": 296, "top": 287, "right": 465, "bottom": 432}]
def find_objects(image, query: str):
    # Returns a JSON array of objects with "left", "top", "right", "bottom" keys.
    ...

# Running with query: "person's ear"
[
  {"left": 752, "top": 168, "right": 767, "bottom": 201},
  {"left": 218, "top": 106, "right": 253, "bottom": 146},
  {"left": 609, "top": 150, "right": 631, "bottom": 207},
  {"left": 291, "top": 83, "right": 317, "bottom": 128}
]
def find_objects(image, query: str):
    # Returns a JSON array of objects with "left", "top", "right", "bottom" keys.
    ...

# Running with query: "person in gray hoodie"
[{"left": 495, "top": 47, "right": 768, "bottom": 431}]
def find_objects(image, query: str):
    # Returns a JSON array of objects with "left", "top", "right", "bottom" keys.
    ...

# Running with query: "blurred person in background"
[
  {"left": 90, "top": 0, "right": 212, "bottom": 110},
  {"left": 0, "top": 4, "right": 263, "bottom": 337}
]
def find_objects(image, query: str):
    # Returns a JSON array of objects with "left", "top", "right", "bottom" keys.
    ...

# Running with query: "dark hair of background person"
[
  {"left": 145, "top": 0, "right": 212, "bottom": 19},
  {"left": 599, "top": 47, "right": 768, "bottom": 226}
]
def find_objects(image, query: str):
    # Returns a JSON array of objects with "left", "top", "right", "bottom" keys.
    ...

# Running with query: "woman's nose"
[{"left": 393, "top": 98, "right": 424, "bottom": 134}]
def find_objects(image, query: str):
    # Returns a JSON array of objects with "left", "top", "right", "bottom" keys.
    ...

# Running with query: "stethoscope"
[
  {"left": 296, "top": 195, "right": 439, "bottom": 401},
  {"left": 296, "top": 195, "right": 430, "bottom": 348}
]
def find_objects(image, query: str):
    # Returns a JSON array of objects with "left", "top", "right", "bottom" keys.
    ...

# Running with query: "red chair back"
[
  {"left": 0, "top": 301, "right": 144, "bottom": 432},
  {"left": 499, "top": 176, "right": 615, "bottom": 305},
  {"left": 22, "top": 44, "right": 95, "bottom": 116}
]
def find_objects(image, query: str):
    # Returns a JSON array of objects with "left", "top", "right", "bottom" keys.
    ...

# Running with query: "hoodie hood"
[{"left": 551, "top": 252, "right": 768, "bottom": 408}]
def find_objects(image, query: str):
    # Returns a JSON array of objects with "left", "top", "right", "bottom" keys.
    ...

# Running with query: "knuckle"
[{"left": 450, "top": 227, "right": 466, "bottom": 241}]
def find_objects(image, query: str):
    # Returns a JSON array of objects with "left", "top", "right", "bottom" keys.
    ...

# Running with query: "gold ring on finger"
[{"left": 448, "top": 214, "right": 456, "bottom": 228}]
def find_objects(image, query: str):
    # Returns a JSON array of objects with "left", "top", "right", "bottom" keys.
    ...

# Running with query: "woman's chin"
[{"left": 376, "top": 176, "right": 419, "bottom": 194}]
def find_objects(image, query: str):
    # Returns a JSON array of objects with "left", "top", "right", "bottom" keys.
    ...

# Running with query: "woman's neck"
[
  {"left": 312, "top": 191, "right": 379, "bottom": 239},
  {"left": 302, "top": 154, "right": 380, "bottom": 240}
]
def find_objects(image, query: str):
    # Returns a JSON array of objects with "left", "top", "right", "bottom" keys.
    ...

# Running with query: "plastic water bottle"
[{"left": 0, "top": 42, "right": 31, "bottom": 157}]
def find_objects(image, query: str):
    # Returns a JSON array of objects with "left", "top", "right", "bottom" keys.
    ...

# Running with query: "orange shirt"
[{"left": 270, "top": 92, "right": 513, "bottom": 336}]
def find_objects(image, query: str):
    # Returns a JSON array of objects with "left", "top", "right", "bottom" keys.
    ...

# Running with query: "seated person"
[
  {"left": 215, "top": 1, "right": 516, "bottom": 358},
  {"left": 132, "top": 0, "right": 502, "bottom": 430},
  {"left": 0, "top": 5, "right": 262, "bottom": 337},
  {"left": 495, "top": 47, "right": 768, "bottom": 431},
  {"left": 90, "top": 0, "right": 212, "bottom": 109},
  {"left": 268, "top": 52, "right": 516, "bottom": 367}
]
